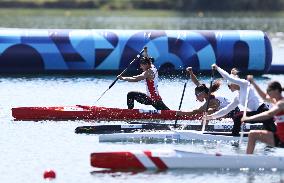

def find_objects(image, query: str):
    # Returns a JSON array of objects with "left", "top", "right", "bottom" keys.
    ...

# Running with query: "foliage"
[{"left": 1, "top": 0, "right": 284, "bottom": 11}]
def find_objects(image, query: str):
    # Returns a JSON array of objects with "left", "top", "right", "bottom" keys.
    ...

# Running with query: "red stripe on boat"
[
  {"left": 90, "top": 152, "right": 146, "bottom": 170},
  {"left": 144, "top": 151, "right": 168, "bottom": 170}
]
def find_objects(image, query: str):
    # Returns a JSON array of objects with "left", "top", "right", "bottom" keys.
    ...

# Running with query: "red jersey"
[{"left": 275, "top": 111, "right": 284, "bottom": 142}]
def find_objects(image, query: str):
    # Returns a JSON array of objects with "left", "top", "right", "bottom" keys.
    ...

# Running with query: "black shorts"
[
  {"left": 273, "top": 133, "right": 284, "bottom": 148},
  {"left": 226, "top": 107, "right": 240, "bottom": 118}
]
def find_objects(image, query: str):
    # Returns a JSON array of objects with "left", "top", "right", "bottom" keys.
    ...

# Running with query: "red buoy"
[
  {"left": 215, "top": 152, "right": 222, "bottom": 156},
  {"left": 43, "top": 169, "right": 56, "bottom": 179}
]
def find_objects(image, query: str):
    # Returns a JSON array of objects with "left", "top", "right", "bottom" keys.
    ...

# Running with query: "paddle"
[
  {"left": 238, "top": 82, "right": 250, "bottom": 146},
  {"left": 174, "top": 78, "right": 188, "bottom": 128},
  {"left": 201, "top": 68, "right": 215, "bottom": 132},
  {"left": 95, "top": 47, "right": 147, "bottom": 103}
]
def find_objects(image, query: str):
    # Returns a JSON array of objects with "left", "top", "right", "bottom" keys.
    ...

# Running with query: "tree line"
[{"left": 1, "top": 0, "right": 284, "bottom": 11}]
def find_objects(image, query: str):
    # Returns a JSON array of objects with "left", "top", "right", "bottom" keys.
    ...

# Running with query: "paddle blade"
[
  {"left": 108, "top": 78, "right": 119, "bottom": 89},
  {"left": 238, "top": 83, "right": 250, "bottom": 146},
  {"left": 174, "top": 81, "right": 188, "bottom": 129},
  {"left": 95, "top": 89, "right": 109, "bottom": 103},
  {"left": 201, "top": 112, "right": 207, "bottom": 132}
]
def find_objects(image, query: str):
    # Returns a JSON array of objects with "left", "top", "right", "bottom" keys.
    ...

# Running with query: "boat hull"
[
  {"left": 12, "top": 105, "right": 201, "bottom": 121},
  {"left": 91, "top": 149, "right": 284, "bottom": 170},
  {"left": 99, "top": 130, "right": 246, "bottom": 142},
  {"left": 75, "top": 122, "right": 262, "bottom": 134}
]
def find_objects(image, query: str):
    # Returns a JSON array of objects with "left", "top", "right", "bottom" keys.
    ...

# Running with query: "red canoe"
[{"left": 12, "top": 105, "right": 202, "bottom": 121}]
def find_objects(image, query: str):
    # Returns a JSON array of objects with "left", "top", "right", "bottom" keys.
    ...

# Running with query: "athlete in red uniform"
[
  {"left": 242, "top": 81, "right": 284, "bottom": 154},
  {"left": 117, "top": 56, "right": 169, "bottom": 110}
]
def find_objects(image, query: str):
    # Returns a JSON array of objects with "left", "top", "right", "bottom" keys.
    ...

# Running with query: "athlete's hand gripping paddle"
[{"left": 95, "top": 47, "right": 147, "bottom": 103}]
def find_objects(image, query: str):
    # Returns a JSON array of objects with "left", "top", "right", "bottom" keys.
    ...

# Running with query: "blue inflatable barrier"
[{"left": 0, "top": 28, "right": 272, "bottom": 73}]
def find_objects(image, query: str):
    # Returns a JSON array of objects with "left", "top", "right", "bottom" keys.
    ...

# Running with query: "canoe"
[
  {"left": 75, "top": 122, "right": 263, "bottom": 134},
  {"left": 99, "top": 130, "right": 248, "bottom": 142},
  {"left": 12, "top": 105, "right": 202, "bottom": 120},
  {"left": 91, "top": 149, "right": 284, "bottom": 170}
]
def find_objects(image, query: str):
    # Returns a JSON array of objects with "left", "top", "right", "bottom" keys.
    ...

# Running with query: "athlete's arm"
[
  {"left": 176, "top": 109, "right": 202, "bottom": 116},
  {"left": 247, "top": 75, "right": 275, "bottom": 103},
  {"left": 207, "top": 96, "right": 239, "bottom": 119},
  {"left": 212, "top": 64, "right": 247, "bottom": 87},
  {"left": 117, "top": 72, "right": 147, "bottom": 82},
  {"left": 242, "top": 101, "right": 284, "bottom": 122},
  {"left": 187, "top": 67, "right": 200, "bottom": 86},
  {"left": 197, "top": 98, "right": 220, "bottom": 111},
  {"left": 176, "top": 99, "right": 219, "bottom": 116}
]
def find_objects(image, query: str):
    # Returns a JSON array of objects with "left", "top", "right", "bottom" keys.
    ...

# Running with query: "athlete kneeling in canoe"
[
  {"left": 242, "top": 81, "right": 284, "bottom": 154},
  {"left": 247, "top": 75, "right": 283, "bottom": 105},
  {"left": 117, "top": 56, "right": 169, "bottom": 110},
  {"left": 242, "top": 101, "right": 284, "bottom": 154},
  {"left": 176, "top": 67, "right": 239, "bottom": 118},
  {"left": 205, "top": 64, "right": 276, "bottom": 136}
]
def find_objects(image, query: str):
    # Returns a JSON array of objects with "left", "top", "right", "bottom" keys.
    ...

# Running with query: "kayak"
[
  {"left": 75, "top": 122, "right": 263, "bottom": 134},
  {"left": 12, "top": 105, "right": 202, "bottom": 121},
  {"left": 91, "top": 149, "right": 284, "bottom": 170},
  {"left": 99, "top": 130, "right": 248, "bottom": 142},
  {"left": 75, "top": 123, "right": 172, "bottom": 134}
]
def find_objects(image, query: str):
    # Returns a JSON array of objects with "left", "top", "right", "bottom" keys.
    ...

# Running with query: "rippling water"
[
  {"left": 0, "top": 8, "right": 284, "bottom": 183},
  {"left": 0, "top": 74, "right": 283, "bottom": 183}
]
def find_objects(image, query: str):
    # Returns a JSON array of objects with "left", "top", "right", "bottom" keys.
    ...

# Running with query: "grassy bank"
[
  {"left": 0, "top": 8, "right": 284, "bottom": 32},
  {"left": 1, "top": 0, "right": 284, "bottom": 11},
  {"left": 2, "top": 8, "right": 284, "bottom": 17}
]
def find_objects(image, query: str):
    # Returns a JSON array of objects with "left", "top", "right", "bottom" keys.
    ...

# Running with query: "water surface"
[{"left": 0, "top": 74, "right": 283, "bottom": 183}]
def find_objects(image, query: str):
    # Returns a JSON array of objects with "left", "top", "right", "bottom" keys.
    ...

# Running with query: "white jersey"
[
  {"left": 215, "top": 96, "right": 230, "bottom": 110},
  {"left": 145, "top": 65, "right": 161, "bottom": 101},
  {"left": 210, "top": 67, "right": 263, "bottom": 119}
]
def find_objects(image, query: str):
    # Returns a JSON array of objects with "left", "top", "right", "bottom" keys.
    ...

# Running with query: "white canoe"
[
  {"left": 99, "top": 130, "right": 247, "bottom": 142},
  {"left": 91, "top": 149, "right": 284, "bottom": 170}
]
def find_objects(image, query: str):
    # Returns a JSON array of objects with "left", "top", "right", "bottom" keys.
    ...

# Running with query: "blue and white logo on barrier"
[{"left": 0, "top": 29, "right": 272, "bottom": 73}]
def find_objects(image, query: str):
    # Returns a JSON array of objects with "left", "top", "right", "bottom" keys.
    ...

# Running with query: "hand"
[
  {"left": 186, "top": 67, "right": 193, "bottom": 73},
  {"left": 143, "top": 46, "right": 148, "bottom": 52},
  {"left": 143, "top": 47, "right": 148, "bottom": 57},
  {"left": 211, "top": 64, "right": 217, "bottom": 70},
  {"left": 117, "top": 75, "right": 123, "bottom": 80},
  {"left": 247, "top": 75, "right": 254, "bottom": 83},
  {"left": 241, "top": 116, "right": 248, "bottom": 123},
  {"left": 176, "top": 111, "right": 182, "bottom": 116},
  {"left": 202, "top": 115, "right": 212, "bottom": 121},
  {"left": 186, "top": 67, "right": 193, "bottom": 78}
]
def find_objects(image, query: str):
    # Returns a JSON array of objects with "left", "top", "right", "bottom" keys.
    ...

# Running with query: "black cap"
[{"left": 140, "top": 57, "right": 152, "bottom": 65}]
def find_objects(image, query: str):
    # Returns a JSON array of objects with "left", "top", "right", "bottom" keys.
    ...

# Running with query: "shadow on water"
[{"left": 90, "top": 169, "right": 284, "bottom": 183}]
